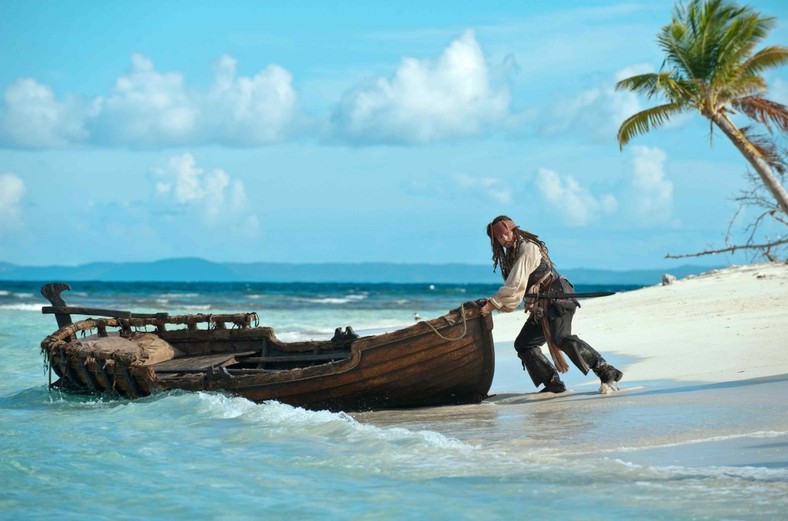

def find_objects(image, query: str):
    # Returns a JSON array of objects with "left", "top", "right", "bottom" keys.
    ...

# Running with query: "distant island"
[{"left": 0, "top": 257, "right": 722, "bottom": 286}]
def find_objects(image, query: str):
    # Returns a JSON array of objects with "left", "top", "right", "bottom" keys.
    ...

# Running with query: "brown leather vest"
[{"left": 524, "top": 241, "right": 556, "bottom": 290}]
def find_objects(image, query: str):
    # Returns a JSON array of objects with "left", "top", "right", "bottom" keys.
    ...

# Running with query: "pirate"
[{"left": 480, "top": 215, "right": 623, "bottom": 394}]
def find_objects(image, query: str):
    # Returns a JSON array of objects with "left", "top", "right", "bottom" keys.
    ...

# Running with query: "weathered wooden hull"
[{"left": 41, "top": 301, "right": 495, "bottom": 412}]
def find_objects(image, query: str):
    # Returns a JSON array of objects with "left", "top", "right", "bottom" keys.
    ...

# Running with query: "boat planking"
[{"left": 39, "top": 283, "right": 495, "bottom": 412}]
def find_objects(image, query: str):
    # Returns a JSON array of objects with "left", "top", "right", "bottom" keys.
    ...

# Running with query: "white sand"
[
  {"left": 489, "top": 261, "right": 788, "bottom": 389},
  {"left": 360, "top": 263, "right": 788, "bottom": 472}
]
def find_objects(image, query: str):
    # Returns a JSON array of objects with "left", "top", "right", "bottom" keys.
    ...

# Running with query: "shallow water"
[{"left": 1, "top": 282, "right": 785, "bottom": 520}]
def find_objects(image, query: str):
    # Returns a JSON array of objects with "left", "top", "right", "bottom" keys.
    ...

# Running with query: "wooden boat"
[{"left": 39, "top": 283, "right": 495, "bottom": 412}]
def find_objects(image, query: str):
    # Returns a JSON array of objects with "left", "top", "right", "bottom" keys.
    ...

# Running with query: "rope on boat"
[{"left": 419, "top": 303, "right": 468, "bottom": 341}]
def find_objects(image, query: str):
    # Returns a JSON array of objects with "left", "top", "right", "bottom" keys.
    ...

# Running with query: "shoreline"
[
  {"left": 488, "top": 261, "right": 788, "bottom": 390},
  {"left": 359, "top": 262, "right": 788, "bottom": 472}
]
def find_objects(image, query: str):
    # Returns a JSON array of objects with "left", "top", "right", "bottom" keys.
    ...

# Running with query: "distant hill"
[{"left": 0, "top": 257, "right": 722, "bottom": 286}]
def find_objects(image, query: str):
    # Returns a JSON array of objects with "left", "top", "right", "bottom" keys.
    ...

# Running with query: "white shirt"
[{"left": 489, "top": 240, "right": 543, "bottom": 313}]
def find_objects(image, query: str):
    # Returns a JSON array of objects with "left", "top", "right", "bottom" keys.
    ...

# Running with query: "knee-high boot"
[
  {"left": 518, "top": 348, "right": 564, "bottom": 391},
  {"left": 559, "top": 336, "right": 606, "bottom": 375},
  {"left": 564, "top": 338, "right": 623, "bottom": 385}
]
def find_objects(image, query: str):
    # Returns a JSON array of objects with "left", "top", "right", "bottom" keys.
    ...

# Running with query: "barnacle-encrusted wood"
[{"left": 41, "top": 312, "right": 262, "bottom": 398}]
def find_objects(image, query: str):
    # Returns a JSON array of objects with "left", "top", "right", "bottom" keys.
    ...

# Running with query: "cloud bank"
[
  {"left": 0, "top": 54, "right": 298, "bottom": 149},
  {"left": 1, "top": 79, "right": 87, "bottom": 147},
  {"left": 536, "top": 168, "right": 618, "bottom": 226},
  {"left": 330, "top": 30, "right": 511, "bottom": 144},
  {"left": 153, "top": 153, "right": 259, "bottom": 234},
  {"left": 629, "top": 145, "right": 675, "bottom": 225},
  {"left": 0, "top": 31, "right": 513, "bottom": 149},
  {"left": 539, "top": 64, "right": 653, "bottom": 143}
]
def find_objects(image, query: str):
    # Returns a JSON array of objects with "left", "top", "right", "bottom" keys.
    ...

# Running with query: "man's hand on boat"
[{"left": 480, "top": 299, "right": 495, "bottom": 316}]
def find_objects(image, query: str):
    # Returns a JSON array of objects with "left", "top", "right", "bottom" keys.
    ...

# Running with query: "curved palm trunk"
[{"left": 712, "top": 114, "right": 788, "bottom": 215}]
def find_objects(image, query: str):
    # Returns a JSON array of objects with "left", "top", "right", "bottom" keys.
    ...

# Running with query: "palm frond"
[
  {"left": 657, "top": 21, "right": 695, "bottom": 78},
  {"left": 739, "top": 45, "right": 788, "bottom": 76},
  {"left": 616, "top": 72, "right": 699, "bottom": 105},
  {"left": 615, "top": 73, "right": 662, "bottom": 96},
  {"left": 716, "top": 76, "right": 766, "bottom": 105},
  {"left": 733, "top": 96, "right": 788, "bottom": 133},
  {"left": 739, "top": 126, "right": 786, "bottom": 174},
  {"left": 661, "top": 0, "right": 778, "bottom": 89},
  {"left": 617, "top": 102, "right": 687, "bottom": 149},
  {"left": 713, "top": 11, "right": 777, "bottom": 85}
]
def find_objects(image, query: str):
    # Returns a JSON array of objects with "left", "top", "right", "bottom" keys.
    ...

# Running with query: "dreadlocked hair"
[{"left": 486, "top": 215, "right": 551, "bottom": 280}]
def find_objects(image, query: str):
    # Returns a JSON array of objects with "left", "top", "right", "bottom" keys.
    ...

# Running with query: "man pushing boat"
[{"left": 480, "top": 215, "right": 623, "bottom": 394}]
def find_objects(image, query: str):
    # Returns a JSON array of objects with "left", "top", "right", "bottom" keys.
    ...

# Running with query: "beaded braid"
[{"left": 486, "top": 215, "right": 551, "bottom": 280}]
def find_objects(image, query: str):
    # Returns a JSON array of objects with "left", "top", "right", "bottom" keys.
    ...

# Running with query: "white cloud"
[
  {"left": 542, "top": 87, "right": 640, "bottom": 143},
  {"left": 0, "top": 54, "right": 298, "bottom": 149},
  {"left": 331, "top": 30, "right": 510, "bottom": 144},
  {"left": 454, "top": 173, "right": 512, "bottom": 204},
  {"left": 206, "top": 55, "right": 297, "bottom": 144},
  {"left": 0, "top": 172, "right": 26, "bottom": 230},
  {"left": 0, "top": 79, "right": 87, "bottom": 147},
  {"left": 540, "top": 64, "right": 658, "bottom": 143},
  {"left": 154, "top": 153, "right": 258, "bottom": 231},
  {"left": 535, "top": 168, "right": 617, "bottom": 226},
  {"left": 629, "top": 145, "right": 674, "bottom": 224},
  {"left": 91, "top": 54, "right": 198, "bottom": 146}
]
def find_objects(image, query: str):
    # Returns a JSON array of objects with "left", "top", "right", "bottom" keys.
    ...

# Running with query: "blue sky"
[{"left": 0, "top": 0, "right": 786, "bottom": 270}]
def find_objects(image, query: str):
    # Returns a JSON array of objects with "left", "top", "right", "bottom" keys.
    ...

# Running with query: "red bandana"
[{"left": 491, "top": 219, "right": 516, "bottom": 240}]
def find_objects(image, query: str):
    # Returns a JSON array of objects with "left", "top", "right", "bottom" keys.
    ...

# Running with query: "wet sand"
[{"left": 355, "top": 262, "right": 788, "bottom": 469}]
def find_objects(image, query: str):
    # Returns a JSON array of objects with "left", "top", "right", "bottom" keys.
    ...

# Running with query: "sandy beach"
[
  {"left": 358, "top": 262, "right": 788, "bottom": 472},
  {"left": 490, "top": 261, "right": 788, "bottom": 388}
]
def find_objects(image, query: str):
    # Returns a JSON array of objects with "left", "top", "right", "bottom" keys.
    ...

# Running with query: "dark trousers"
[{"left": 514, "top": 301, "right": 607, "bottom": 387}]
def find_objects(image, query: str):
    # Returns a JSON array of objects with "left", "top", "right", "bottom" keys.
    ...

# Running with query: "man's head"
[{"left": 487, "top": 216, "right": 517, "bottom": 249}]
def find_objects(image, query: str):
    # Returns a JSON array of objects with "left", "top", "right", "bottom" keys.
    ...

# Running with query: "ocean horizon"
[{"left": 0, "top": 257, "right": 722, "bottom": 286}]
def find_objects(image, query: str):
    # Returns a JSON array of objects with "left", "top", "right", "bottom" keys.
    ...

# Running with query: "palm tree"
[{"left": 616, "top": 0, "right": 788, "bottom": 215}]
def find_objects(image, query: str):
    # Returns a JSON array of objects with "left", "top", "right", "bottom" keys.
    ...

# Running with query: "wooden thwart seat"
[
  {"left": 243, "top": 352, "right": 349, "bottom": 364},
  {"left": 152, "top": 351, "right": 255, "bottom": 373}
]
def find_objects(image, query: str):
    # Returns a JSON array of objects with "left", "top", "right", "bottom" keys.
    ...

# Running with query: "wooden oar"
[
  {"left": 40, "top": 281, "right": 168, "bottom": 327},
  {"left": 41, "top": 305, "right": 169, "bottom": 320}
]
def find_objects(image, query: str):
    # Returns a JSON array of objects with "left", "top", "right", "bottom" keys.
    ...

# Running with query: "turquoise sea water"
[{"left": 2, "top": 281, "right": 786, "bottom": 520}]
